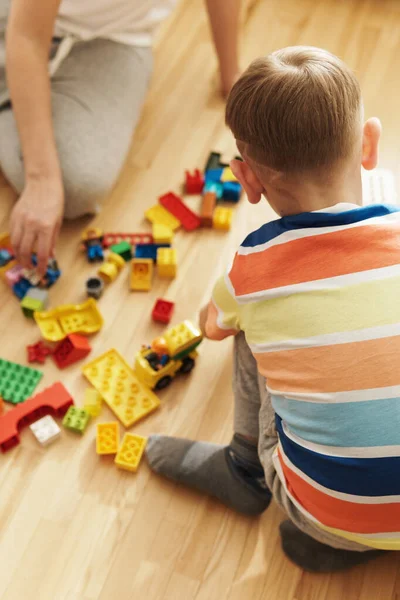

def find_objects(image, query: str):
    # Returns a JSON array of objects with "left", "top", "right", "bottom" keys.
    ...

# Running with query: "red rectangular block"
[
  {"left": 152, "top": 298, "right": 175, "bottom": 324},
  {"left": 102, "top": 233, "right": 154, "bottom": 248},
  {"left": 53, "top": 333, "right": 91, "bottom": 369},
  {"left": 0, "top": 382, "right": 74, "bottom": 452},
  {"left": 159, "top": 192, "right": 201, "bottom": 232}
]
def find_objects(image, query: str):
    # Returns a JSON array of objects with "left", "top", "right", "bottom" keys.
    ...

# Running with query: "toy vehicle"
[{"left": 134, "top": 320, "right": 203, "bottom": 390}]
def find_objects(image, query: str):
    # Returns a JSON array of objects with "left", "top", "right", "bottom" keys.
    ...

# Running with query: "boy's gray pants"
[
  {"left": 234, "top": 331, "right": 369, "bottom": 552},
  {"left": 0, "top": 0, "right": 152, "bottom": 218}
]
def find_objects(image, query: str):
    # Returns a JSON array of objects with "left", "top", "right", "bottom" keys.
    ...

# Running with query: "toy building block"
[
  {"left": 115, "top": 433, "right": 147, "bottom": 472},
  {"left": 5, "top": 265, "right": 23, "bottom": 287},
  {"left": 96, "top": 422, "right": 119, "bottom": 455},
  {"left": 27, "top": 341, "right": 52, "bottom": 365},
  {"left": 159, "top": 192, "right": 201, "bottom": 232},
  {"left": 0, "top": 358, "right": 42, "bottom": 405},
  {"left": 110, "top": 241, "right": 132, "bottom": 261},
  {"left": 221, "top": 166, "right": 238, "bottom": 182},
  {"left": 205, "top": 168, "right": 223, "bottom": 183},
  {"left": 82, "top": 348, "right": 161, "bottom": 428},
  {"left": 0, "top": 397, "right": 3, "bottom": 415},
  {"left": 53, "top": 333, "right": 91, "bottom": 369},
  {"left": 201, "top": 192, "right": 217, "bottom": 227},
  {"left": 0, "top": 382, "right": 74, "bottom": 453},
  {"left": 20, "top": 288, "right": 49, "bottom": 318},
  {"left": 30, "top": 415, "right": 61, "bottom": 447},
  {"left": 152, "top": 223, "right": 173, "bottom": 245},
  {"left": 222, "top": 181, "right": 242, "bottom": 203},
  {"left": 185, "top": 169, "right": 204, "bottom": 194},
  {"left": 12, "top": 278, "right": 32, "bottom": 300},
  {"left": 203, "top": 180, "right": 223, "bottom": 199},
  {"left": 21, "top": 267, "right": 41, "bottom": 287},
  {"left": 213, "top": 206, "right": 233, "bottom": 231},
  {"left": 0, "top": 248, "right": 13, "bottom": 267},
  {"left": 84, "top": 388, "right": 102, "bottom": 417},
  {"left": 102, "top": 232, "right": 154, "bottom": 248},
  {"left": 134, "top": 243, "right": 169, "bottom": 261},
  {"left": 62, "top": 406, "right": 91, "bottom": 434},
  {"left": 130, "top": 258, "right": 153, "bottom": 291},
  {"left": 157, "top": 247, "right": 177, "bottom": 279},
  {"left": 98, "top": 252, "right": 125, "bottom": 284},
  {"left": 152, "top": 298, "right": 175, "bottom": 324},
  {"left": 34, "top": 298, "right": 103, "bottom": 342},
  {"left": 86, "top": 276, "right": 104, "bottom": 300},
  {"left": 145, "top": 204, "right": 180, "bottom": 231},
  {"left": 205, "top": 151, "right": 224, "bottom": 171}
]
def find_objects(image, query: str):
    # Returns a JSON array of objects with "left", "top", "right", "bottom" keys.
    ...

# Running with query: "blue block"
[
  {"left": 205, "top": 168, "right": 223, "bottom": 183},
  {"left": 222, "top": 181, "right": 242, "bottom": 203},
  {"left": 0, "top": 249, "right": 13, "bottom": 267},
  {"left": 135, "top": 244, "right": 170, "bottom": 261},
  {"left": 203, "top": 180, "right": 223, "bottom": 199},
  {"left": 13, "top": 278, "right": 32, "bottom": 300}
]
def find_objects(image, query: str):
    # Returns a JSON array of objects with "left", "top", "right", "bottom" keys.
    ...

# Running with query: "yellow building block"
[
  {"left": 115, "top": 433, "right": 147, "bottom": 472},
  {"left": 98, "top": 252, "right": 125, "bottom": 283},
  {"left": 221, "top": 166, "right": 238, "bottom": 182},
  {"left": 157, "top": 248, "right": 177, "bottom": 279},
  {"left": 84, "top": 388, "right": 103, "bottom": 416},
  {"left": 96, "top": 422, "right": 119, "bottom": 455},
  {"left": 152, "top": 223, "right": 174, "bottom": 244},
  {"left": 164, "top": 320, "right": 202, "bottom": 356},
  {"left": 130, "top": 258, "right": 153, "bottom": 291},
  {"left": 34, "top": 298, "right": 103, "bottom": 342},
  {"left": 212, "top": 206, "right": 233, "bottom": 231},
  {"left": 82, "top": 348, "right": 160, "bottom": 428},
  {"left": 145, "top": 205, "right": 180, "bottom": 231}
]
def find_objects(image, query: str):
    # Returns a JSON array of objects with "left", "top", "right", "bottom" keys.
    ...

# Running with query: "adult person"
[{"left": 0, "top": 0, "right": 241, "bottom": 274}]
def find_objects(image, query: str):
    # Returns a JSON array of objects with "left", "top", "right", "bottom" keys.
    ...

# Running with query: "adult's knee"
[{"left": 62, "top": 160, "right": 115, "bottom": 220}]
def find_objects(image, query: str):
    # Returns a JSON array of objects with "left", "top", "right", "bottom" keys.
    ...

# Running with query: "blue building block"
[
  {"left": 134, "top": 243, "right": 170, "bottom": 261},
  {"left": 0, "top": 249, "right": 13, "bottom": 267},
  {"left": 222, "top": 181, "right": 242, "bottom": 203},
  {"left": 204, "top": 180, "right": 223, "bottom": 199},
  {"left": 205, "top": 168, "right": 223, "bottom": 183},
  {"left": 13, "top": 278, "right": 32, "bottom": 300}
]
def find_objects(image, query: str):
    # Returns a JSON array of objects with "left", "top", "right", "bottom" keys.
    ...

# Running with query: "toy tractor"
[{"left": 134, "top": 320, "right": 203, "bottom": 390}]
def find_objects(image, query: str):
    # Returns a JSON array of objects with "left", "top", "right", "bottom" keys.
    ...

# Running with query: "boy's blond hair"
[{"left": 226, "top": 46, "right": 362, "bottom": 174}]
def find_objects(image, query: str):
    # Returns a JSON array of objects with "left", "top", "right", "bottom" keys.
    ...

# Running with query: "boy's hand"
[{"left": 10, "top": 176, "right": 64, "bottom": 276}]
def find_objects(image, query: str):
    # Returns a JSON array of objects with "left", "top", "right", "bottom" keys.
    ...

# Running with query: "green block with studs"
[
  {"left": 110, "top": 241, "right": 132, "bottom": 261},
  {"left": 62, "top": 406, "right": 91, "bottom": 434},
  {"left": 0, "top": 358, "right": 42, "bottom": 404}
]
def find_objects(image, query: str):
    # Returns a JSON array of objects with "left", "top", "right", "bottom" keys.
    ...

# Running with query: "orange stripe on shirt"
[
  {"left": 257, "top": 335, "right": 400, "bottom": 393},
  {"left": 278, "top": 449, "right": 400, "bottom": 533},
  {"left": 230, "top": 223, "right": 400, "bottom": 296}
]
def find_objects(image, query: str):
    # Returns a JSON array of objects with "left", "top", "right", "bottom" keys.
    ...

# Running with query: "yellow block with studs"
[
  {"left": 152, "top": 223, "right": 173, "bottom": 244},
  {"left": 84, "top": 388, "right": 103, "bottom": 417},
  {"left": 213, "top": 206, "right": 233, "bottom": 231},
  {"left": 115, "top": 433, "right": 147, "bottom": 472},
  {"left": 145, "top": 205, "right": 180, "bottom": 231},
  {"left": 157, "top": 247, "right": 177, "bottom": 279}
]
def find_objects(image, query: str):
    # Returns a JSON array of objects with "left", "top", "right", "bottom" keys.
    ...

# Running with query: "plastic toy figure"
[
  {"left": 145, "top": 337, "right": 170, "bottom": 371},
  {"left": 81, "top": 228, "right": 104, "bottom": 262}
]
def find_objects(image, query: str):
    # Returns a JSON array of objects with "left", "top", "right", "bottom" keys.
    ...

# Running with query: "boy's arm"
[
  {"left": 204, "top": 0, "right": 241, "bottom": 97},
  {"left": 200, "top": 275, "right": 241, "bottom": 340}
]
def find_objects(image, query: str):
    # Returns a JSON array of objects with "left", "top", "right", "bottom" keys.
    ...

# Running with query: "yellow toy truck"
[{"left": 134, "top": 320, "right": 203, "bottom": 390}]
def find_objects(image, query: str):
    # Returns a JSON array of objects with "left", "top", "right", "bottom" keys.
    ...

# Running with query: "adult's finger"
[
  {"left": 18, "top": 227, "right": 37, "bottom": 269},
  {"left": 36, "top": 227, "right": 53, "bottom": 276}
]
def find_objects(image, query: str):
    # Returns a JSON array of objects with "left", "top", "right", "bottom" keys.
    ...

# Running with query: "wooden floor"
[{"left": 1, "top": 1, "right": 400, "bottom": 598}]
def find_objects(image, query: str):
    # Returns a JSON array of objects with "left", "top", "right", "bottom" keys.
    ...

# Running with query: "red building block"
[
  {"left": 159, "top": 192, "right": 201, "bottom": 232},
  {"left": 27, "top": 341, "right": 53, "bottom": 364},
  {"left": 0, "top": 382, "right": 74, "bottom": 452},
  {"left": 102, "top": 232, "right": 154, "bottom": 248},
  {"left": 152, "top": 299, "right": 175, "bottom": 324},
  {"left": 53, "top": 333, "right": 91, "bottom": 369},
  {"left": 185, "top": 169, "right": 204, "bottom": 195}
]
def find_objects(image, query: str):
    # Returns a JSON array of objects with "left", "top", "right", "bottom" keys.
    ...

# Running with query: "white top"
[{"left": 54, "top": 0, "right": 177, "bottom": 47}]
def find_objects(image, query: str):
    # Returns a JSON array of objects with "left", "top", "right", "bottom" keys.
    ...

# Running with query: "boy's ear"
[
  {"left": 230, "top": 159, "right": 264, "bottom": 204},
  {"left": 362, "top": 117, "right": 381, "bottom": 171}
]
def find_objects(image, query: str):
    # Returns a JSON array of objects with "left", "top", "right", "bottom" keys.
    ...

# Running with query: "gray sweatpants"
[
  {"left": 0, "top": 8, "right": 152, "bottom": 219},
  {"left": 233, "top": 331, "right": 368, "bottom": 552}
]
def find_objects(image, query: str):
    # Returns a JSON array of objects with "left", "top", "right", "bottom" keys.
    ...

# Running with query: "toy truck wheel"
[
  {"left": 155, "top": 375, "right": 173, "bottom": 391},
  {"left": 179, "top": 357, "right": 195, "bottom": 374}
]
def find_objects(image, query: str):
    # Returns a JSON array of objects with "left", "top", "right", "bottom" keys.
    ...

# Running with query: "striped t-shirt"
[{"left": 206, "top": 202, "right": 400, "bottom": 550}]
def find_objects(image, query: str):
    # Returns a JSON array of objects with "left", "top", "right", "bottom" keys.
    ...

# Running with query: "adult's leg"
[
  {"left": 146, "top": 331, "right": 272, "bottom": 515},
  {"left": 0, "top": 39, "right": 152, "bottom": 219}
]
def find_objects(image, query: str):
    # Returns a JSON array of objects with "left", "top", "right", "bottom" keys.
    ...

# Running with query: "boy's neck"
[{"left": 264, "top": 164, "right": 363, "bottom": 217}]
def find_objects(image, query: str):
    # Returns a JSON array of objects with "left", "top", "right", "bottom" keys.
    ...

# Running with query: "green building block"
[
  {"left": 62, "top": 406, "right": 91, "bottom": 434},
  {"left": 110, "top": 241, "right": 132, "bottom": 261},
  {"left": 0, "top": 358, "right": 43, "bottom": 404},
  {"left": 20, "top": 296, "right": 45, "bottom": 318}
]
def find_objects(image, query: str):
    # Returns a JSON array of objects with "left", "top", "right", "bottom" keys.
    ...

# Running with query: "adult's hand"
[{"left": 10, "top": 176, "right": 64, "bottom": 275}]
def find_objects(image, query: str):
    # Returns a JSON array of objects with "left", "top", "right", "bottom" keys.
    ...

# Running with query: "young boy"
[{"left": 146, "top": 46, "right": 400, "bottom": 572}]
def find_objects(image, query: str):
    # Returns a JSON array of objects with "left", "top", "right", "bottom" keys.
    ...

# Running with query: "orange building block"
[{"left": 201, "top": 192, "right": 217, "bottom": 227}]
